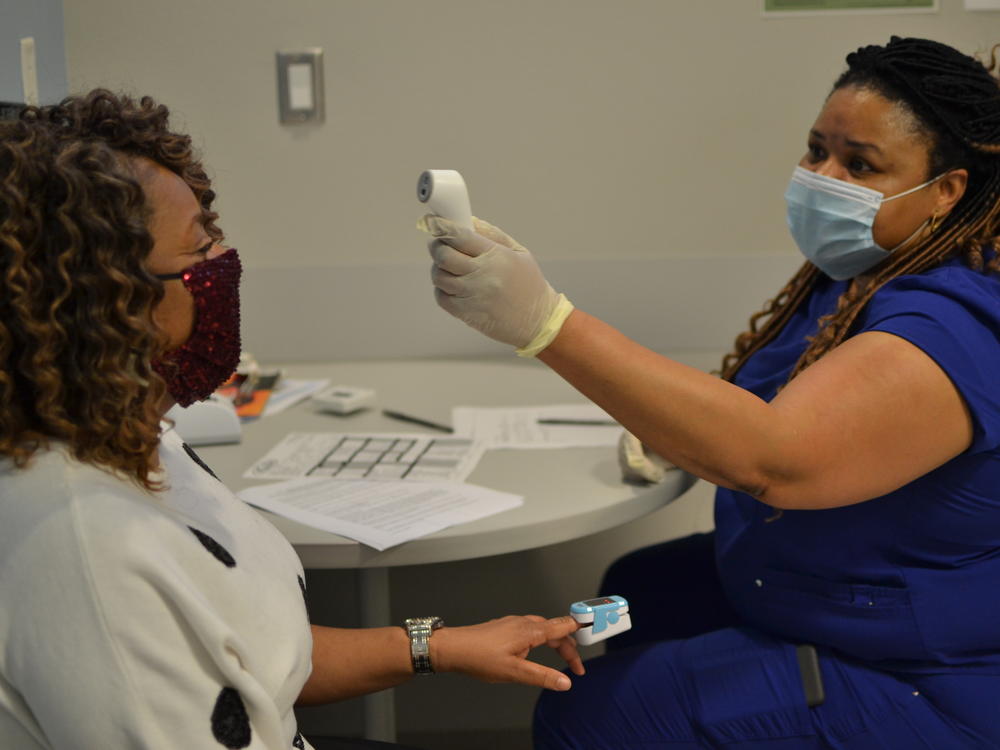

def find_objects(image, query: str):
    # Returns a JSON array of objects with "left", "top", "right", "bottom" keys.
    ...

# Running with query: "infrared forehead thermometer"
[
  {"left": 570, "top": 595, "right": 631, "bottom": 646},
  {"left": 417, "top": 169, "right": 473, "bottom": 230}
]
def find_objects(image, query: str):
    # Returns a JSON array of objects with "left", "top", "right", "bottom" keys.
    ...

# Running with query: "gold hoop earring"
[{"left": 929, "top": 213, "right": 941, "bottom": 233}]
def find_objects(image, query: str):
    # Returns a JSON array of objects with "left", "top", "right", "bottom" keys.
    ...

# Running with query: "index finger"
[{"left": 542, "top": 615, "right": 581, "bottom": 641}]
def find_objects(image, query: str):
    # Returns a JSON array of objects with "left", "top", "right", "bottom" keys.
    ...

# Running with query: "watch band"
[{"left": 404, "top": 616, "right": 444, "bottom": 675}]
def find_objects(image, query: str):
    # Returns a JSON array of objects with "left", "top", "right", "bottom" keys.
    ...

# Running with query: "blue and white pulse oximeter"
[{"left": 570, "top": 595, "right": 631, "bottom": 646}]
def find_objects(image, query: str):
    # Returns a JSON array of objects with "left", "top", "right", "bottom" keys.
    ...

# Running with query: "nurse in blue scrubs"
[{"left": 422, "top": 36, "right": 1000, "bottom": 748}]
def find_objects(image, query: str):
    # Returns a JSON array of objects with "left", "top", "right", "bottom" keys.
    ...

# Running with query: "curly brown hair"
[
  {"left": 720, "top": 38, "right": 1000, "bottom": 384},
  {"left": 0, "top": 89, "right": 223, "bottom": 490}
]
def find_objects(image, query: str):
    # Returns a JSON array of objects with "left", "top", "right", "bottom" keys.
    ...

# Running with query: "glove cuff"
[{"left": 515, "top": 294, "right": 575, "bottom": 358}]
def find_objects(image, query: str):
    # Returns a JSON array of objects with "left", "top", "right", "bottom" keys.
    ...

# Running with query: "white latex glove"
[
  {"left": 618, "top": 430, "right": 676, "bottom": 484},
  {"left": 421, "top": 215, "right": 574, "bottom": 356}
]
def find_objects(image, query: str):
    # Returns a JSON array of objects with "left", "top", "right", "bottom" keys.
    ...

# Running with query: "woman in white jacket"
[{"left": 0, "top": 90, "right": 582, "bottom": 750}]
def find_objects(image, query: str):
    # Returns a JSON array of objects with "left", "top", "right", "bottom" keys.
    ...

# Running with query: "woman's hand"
[
  {"left": 429, "top": 615, "right": 584, "bottom": 691},
  {"left": 422, "top": 216, "right": 572, "bottom": 354}
]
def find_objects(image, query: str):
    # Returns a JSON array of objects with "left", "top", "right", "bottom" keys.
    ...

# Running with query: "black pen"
[
  {"left": 537, "top": 418, "right": 618, "bottom": 426},
  {"left": 382, "top": 409, "right": 454, "bottom": 433}
]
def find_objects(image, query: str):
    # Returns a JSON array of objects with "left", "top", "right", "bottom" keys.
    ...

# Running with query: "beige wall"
[
  {"left": 63, "top": 0, "right": 996, "bottom": 267},
  {"left": 63, "top": 0, "right": 998, "bottom": 361},
  {"left": 62, "top": 0, "right": 999, "bottom": 741}
]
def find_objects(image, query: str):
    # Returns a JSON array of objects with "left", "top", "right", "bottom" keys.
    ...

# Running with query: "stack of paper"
[
  {"left": 239, "top": 479, "right": 522, "bottom": 551},
  {"left": 240, "top": 402, "right": 620, "bottom": 550},
  {"left": 452, "top": 403, "right": 621, "bottom": 449}
]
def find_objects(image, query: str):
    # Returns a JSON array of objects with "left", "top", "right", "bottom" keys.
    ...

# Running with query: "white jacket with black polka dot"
[{"left": 0, "top": 426, "right": 315, "bottom": 749}]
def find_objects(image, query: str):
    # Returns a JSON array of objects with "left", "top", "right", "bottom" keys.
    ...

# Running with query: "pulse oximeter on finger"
[{"left": 570, "top": 595, "right": 631, "bottom": 646}]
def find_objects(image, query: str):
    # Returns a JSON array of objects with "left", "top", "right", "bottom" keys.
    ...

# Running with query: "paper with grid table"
[{"left": 242, "top": 431, "right": 485, "bottom": 483}]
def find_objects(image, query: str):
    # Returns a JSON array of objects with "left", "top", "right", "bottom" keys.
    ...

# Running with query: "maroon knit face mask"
[{"left": 153, "top": 248, "right": 242, "bottom": 407}]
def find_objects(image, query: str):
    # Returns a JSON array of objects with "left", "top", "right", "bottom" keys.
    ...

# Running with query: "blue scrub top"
[{"left": 715, "top": 256, "right": 1000, "bottom": 673}]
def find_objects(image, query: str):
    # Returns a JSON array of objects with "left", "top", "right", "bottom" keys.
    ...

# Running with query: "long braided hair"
[{"left": 720, "top": 37, "right": 1000, "bottom": 383}]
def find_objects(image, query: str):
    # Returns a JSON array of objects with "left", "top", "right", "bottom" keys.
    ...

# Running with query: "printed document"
[
  {"left": 239, "top": 478, "right": 522, "bottom": 550},
  {"left": 452, "top": 403, "right": 621, "bottom": 449},
  {"left": 244, "top": 431, "right": 485, "bottom": 482}
]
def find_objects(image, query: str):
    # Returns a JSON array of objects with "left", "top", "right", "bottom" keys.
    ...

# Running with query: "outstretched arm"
[
  {"left": 539, "top": 309, "right": 971, "bottom": 509},
  {"left": 425, "top": 216, "right": 972, "bottom": 510},
  {"left": 297, "top": 616, "right": 583, "bottom": 705}
]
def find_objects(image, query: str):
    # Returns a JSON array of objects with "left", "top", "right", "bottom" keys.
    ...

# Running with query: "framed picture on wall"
[{"left": 763, "top": 0, "right": 937, "bottom": 14}]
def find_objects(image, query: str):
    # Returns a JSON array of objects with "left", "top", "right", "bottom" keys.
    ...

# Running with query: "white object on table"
[
  {"left": 311, "top": 384, "right": 376, "bottom": 415},
  {"left": 239, "top": 478, "right": 522, "bottom": 551},
  {"left": 452, "top": 403, "right": 620, "bottom": 448},
  {"left": 262, "top": 378, "right": 330, "bottom": 416},
  {"left": 242, "top": 431, "right": 485, "bottom": 483}
]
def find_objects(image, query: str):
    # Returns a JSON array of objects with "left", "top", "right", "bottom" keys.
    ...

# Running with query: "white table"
[{"left": 198, "top": 358, "right": 695, "bottom": 741}]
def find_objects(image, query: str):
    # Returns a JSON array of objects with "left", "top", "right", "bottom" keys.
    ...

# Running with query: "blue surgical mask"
[{"left": 784, "top": 166, "right": 944, "bottom": 280}]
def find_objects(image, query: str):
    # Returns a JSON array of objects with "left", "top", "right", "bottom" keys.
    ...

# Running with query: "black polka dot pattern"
[
  {"left": 189, "top": 527, "right": 236, "bottom": 568},
  {"left": 293, "top": 732, "right": 305, "bottom": 749},
  {"left": 211, "top": 687, "right": 251, "bottom": 748},
  {"left": 183, "top": 441, "right": 220, "bottom": 480},
  {"left": 297, "top": 575, "right": 310, "bottom": 615}
]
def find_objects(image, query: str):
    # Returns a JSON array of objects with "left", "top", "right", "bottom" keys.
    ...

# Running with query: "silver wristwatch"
[{"left": 404, "top": 616, "right": 444, "bottom": 675}]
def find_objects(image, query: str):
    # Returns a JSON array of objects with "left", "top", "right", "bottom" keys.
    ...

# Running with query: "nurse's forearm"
[{"left": 537, "top": 310, "right": 790, "bottom": 501}]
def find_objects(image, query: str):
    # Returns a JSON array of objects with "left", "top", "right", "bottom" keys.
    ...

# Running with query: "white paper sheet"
[
  {"left": 243, "top": 431, "right": 485, "bottom": 482},
  {"left": 262, "top": 378, "right": 331, "bottom": 416},
  {"left": 451, "top": 404, "right": 622, "bottom": 449},
  {"left": 239, "top": 478, "right": 522, "bottom": 550}
]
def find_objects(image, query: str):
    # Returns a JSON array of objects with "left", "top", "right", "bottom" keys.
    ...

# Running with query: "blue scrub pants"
[{"left": 533, "top": 533, "right": 998, "bottom": 749}]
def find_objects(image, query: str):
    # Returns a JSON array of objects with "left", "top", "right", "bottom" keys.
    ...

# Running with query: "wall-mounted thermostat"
[{"left": 276, "top": 48, "right": 324, "bottom": 124}]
